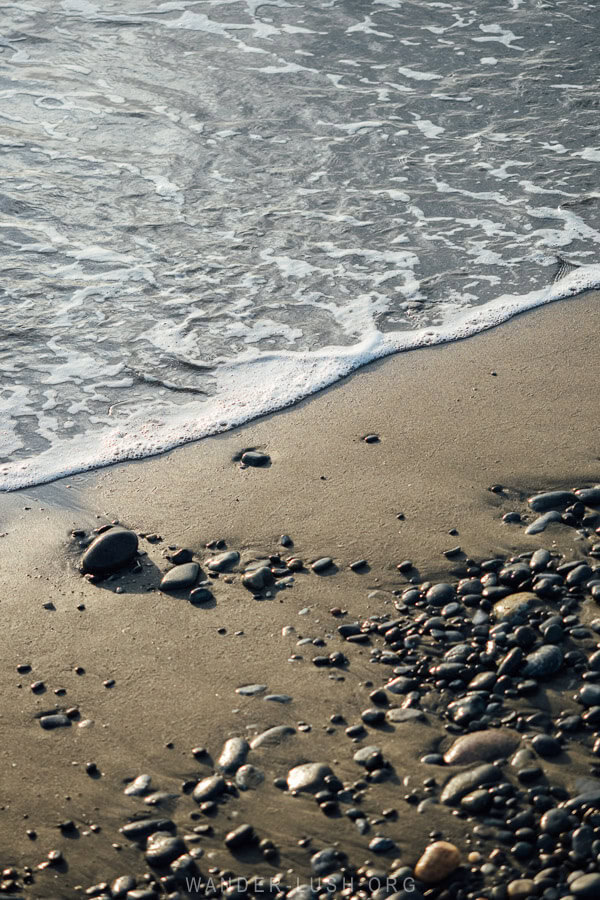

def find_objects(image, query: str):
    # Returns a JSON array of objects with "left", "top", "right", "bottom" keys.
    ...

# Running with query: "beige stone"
[{"left": 414, "top": 841, "right": 461, "bottom": 883}]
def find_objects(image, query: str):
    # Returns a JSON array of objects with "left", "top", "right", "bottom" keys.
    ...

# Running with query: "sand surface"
[{"left": 1, "top": 291, "right": 599, "bottom": 895}]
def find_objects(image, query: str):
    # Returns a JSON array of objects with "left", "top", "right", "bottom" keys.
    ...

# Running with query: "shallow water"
[{"left": 1, "top": 0, "right": 600, "bottom": 488}]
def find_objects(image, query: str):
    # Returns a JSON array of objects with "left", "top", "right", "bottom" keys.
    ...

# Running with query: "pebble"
[
  {"left": 235, "top": 765, "right": 265, "bottom": 791},
  {"left": 144, "top": 832, "right": 186, "bottom": 866},
  {"left": 528, "top": 490, "right": 577, "bottom": 512},
  {"left": 250, "top": 725, "right": 296, "bottom": 749},
  {"left": 159, "top": 562, "right": 199, "bottom": 592},
  {"left": 81, "top": 526, "right": 139, "bottom": 575},
  {"left": 189, "top": 587, "right": 214, "bottom": 605},
  {"left": 571, "top": 874, "right": 600, "bottom": 898},
  {"left": 575, "top": 486, "right": 600, "bottom": 507},
  {"left": 192, "top": 775, "right": 226, "bottom": 803},
  {"left": 287, "top": 762, "right": 333, "bottom": 793},
  {"left": 525, "top": 510, "right": 562, "bottom": 534},
  {"left": 443, "top": 730, "right": 519, "bottom": 765},
  {"left": 522, "top": 644, "right": 563, "bottom": 677},
  {"left": 507, "top": 879, "right": 538, "bottom": 899},
  {"left": 440, "top": 764, "right": 502, "bottom": 805},
  {"left": 242, "top": 567, "right": 273, "bottom": 592},
  {"left": 493, "top": 591, "right": 540, "bottom": 623},
  {"left": 120, "top": 818, "right": 175, "bottom": 841},
  {"left": 124, "top": 775, "right": 152, "bottom": 797},
  {"left": 425, "top": 583, "right": 455, "bottom": 607},
  {"left": 217, "top": 737, "right": 249, "bottom": 774},
  {"left": 414, "top": 841, "right": 461, "bottom": 883},
  {"left": 39, "top": 714, "right": 71, "bottom": 730},
  {"left": 311, "top": 557, "right": 333, "bottom": 574},
  {"left": 241, "top": 450, "right": 270, "bottom": 467},
  {"left": 207, "top": 551, "right": 240, "bottom": 572},
  {"left": 224, "top": 823, "right": 256, "bottom": 850},
  {"left": 385, "top": 708, "right": 425, "bottom": 724},
  {"left": 236, "top": 684, "right": 267, "bottom": 696}
]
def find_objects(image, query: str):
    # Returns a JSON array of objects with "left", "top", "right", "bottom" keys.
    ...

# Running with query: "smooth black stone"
[
  {"left": 531, "top": 735, "right": 561, "bottom": 758},
  {"left": 81, "top": 526, "right": 138, "bottom": 575},
  {"left": 160, "top": 562, "right": 199, "bottom": 592},
  {"left": 567, "top": 564, "right": 593, "bottom": 585},
  {"left": 225, "top": 824, "right": 256, "bottom": 850},
  {"left": 425, "top": 583, "right": 455, "bottom": 606},
  {"left": 189, "top": 588, "right": 214, "bottom": 605},
  {"left": 522, "top": 645, "right": 563, "bottom": 678},
  {"left": 120, "top": 819, "right": 175, "bottom": 841},
  {"left": 528, "top": 491, "right": 577, "bottom": 513},
  {"left": 241, "top": 451, "right": 270, "bottom": 467},
  {"left": 575, "top": 488, "right": 600, "bottom": 508},
  {"left": 145, "top": 832, "right": 186, "bottom": 867}
]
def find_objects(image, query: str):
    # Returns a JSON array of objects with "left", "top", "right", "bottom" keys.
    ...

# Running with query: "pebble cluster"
[{"left": 6, "top": 485, "right": 600, "bottom": 900}]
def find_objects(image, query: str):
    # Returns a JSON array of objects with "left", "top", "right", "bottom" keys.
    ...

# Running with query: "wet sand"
[{"left": 1, "top": 291, "right": 599, "bottom": 897}]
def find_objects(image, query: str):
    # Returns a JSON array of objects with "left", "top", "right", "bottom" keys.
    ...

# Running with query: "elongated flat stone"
[
  {"left": 441, "top": 764, "right": 502, "bottom": 805},
  {"left": 120, "top": 818, "right": 175, "bottom": 841},
  {"left": 444, "top": 730, "right": 520, "bottom": 765},
  {"left": 311, "top": 557, "right": 333, "bottom": 573},
  {"left": 528, "top": 491, "right": 577, "bottom": 512},
  {"left": 250, "top": 725, "right": 296, "bottom": 749},
  {"left": 525, "top": 510, "right": 562, "bottom": 535},
  {"left": 40, "top": 714, "right": 71, "bottom": 730},
  {"left": 236, "top": 684, "right": 267, "bottom": 696}
]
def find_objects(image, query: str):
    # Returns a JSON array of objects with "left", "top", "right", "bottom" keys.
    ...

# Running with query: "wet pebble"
[
  {"left": 528, "top": 490, "right": 577, "bottom": 512},
  {"left": 414, "top": 841, "right": 461, "bottom": 884},
  {"left": 81, "top": 526, "right": 139, "bottom": 575},
  {"left": 440, "top": 763, "right": 502, "bottom": 805},
  {"left": 444, "top": 730, "right": 519, "bottom": 765},
  {"left": 192, "top": 775, "right": 226, "bottom": 803},
  {"left": 124, "top": 775, "right": 152, "bottom": 797},
  {"left": 145, "top": 831, "right": 186, "bottom": 866},
  {"left": 241, "top": 450, "right": 270, "bottom": 467},
  {"left": 40, "top": 714, "right": 71, "bottom": 730},
  {"left": 217, "top": 737, "right": 249, "bottom": 774},
  {"left": 311, "top": 557, "right": 333, "bottom": 574},
  {"left": 287, "top": 763, "right": 333, "bottom": 794},
  {"left": 250, "top": 725, "right": 296, "bottom": 749},
  {"left": 235, "top": 765, "right": 264, "bottom": 791},
  {"left": 207, "top": 551, "right": 239, "bottom": 572},
  {"left": 525, "top": 511, "right": 562, "bottom": 534},
  {"left": 160, "top": 562, "right": 199, "bottom": 592},
  {"left": 522, "top": 644, "right": 563, "bottom": 677}
]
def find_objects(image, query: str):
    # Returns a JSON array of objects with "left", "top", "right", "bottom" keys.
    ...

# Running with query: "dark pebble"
[{"left": 81, "top": 526, "right": 138, "bottom": 575}]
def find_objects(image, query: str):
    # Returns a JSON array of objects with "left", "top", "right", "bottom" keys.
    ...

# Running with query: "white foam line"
[{"left": 1, "top": 267, "right": 599, "bottom": 492}]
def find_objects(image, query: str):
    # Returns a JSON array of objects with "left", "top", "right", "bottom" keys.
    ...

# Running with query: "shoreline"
[{"left": 1, "top": 289, "right": 599, "bottom": 897}]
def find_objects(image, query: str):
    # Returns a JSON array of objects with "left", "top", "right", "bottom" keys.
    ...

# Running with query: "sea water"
[{"left": 1, "top": 0, "right": 599, "bottom": 489}]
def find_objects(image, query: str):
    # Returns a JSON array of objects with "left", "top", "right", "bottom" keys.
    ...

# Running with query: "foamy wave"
[{"left": 1, "top": 266, "right": 598, "bottom": 491}]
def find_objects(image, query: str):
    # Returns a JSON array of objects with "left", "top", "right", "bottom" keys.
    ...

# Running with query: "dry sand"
[{"left": 1, "top": 291, "right": 599, "bottom": 895}]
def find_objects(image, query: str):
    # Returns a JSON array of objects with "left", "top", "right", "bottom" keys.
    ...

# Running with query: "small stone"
[
  {"left": 440, "top": 764, "right": 502, "bottom": 805},
  {"left": 160, "top": 562, "right": 199, "bottom": 592},
  {"left": 287, "top": 763, "right": 333, "bottom": 794},
  {"left": 145, "top": 831, "right": 186, "bottom": 866},
  {"left": 444, "top": 730, "right": 519, "bottom": 765},
  {"left": 493, "top": 592, "right": 540, "bottom": 623},
  {"left": 385, "top": 708, "right": 425, "bottom": 724},
  {"left": 189, "top": 588, "right": 214, "bottom": 605},
  {"left": 522, "top": 645, "right": 563, "bottom": 678},
  {"left": 235, "top": 765, "right": 265, "bottom": 790},
  {"left": 236, "top": 684, "right": 267, "bottom": 696},
  {"left": 414, "top": 841, "right": 461, "bottom": 883},
  {"left": 525, "top": 511, "right": 562, "bottom": 534},
  {"left": 425, "top": 583, "right": 455, "bottom": 606},
  {"left": 81, "top": 527, "right": 138, "bottom": 575},
  {"left": 124, "top": 775, "right": 152, "bottom": 797},
  {"left": 217, "top": 738, "right": 249, "bottom": 774},
  {"left": 225, "top": 824, "right": 256, "bottom": 849},
  {"left": 311, "top": 557, "right": 333, "bottom": 574},
  {"left": 364, "top": 434, "right": 379, "bottom": 443},
  {"left": 570, "top": 873, "right": 600, "bottom": 899},
  {"left": 40, "top": 714, "right": 71, "bottom": 730},
  {"left": 528, "top": 490, "right": 577, "bottom": 512},
  {"left": 192, "top": 775, "right": 226, "bottom": 803},
  {"left": 507, "top": 879, "right": 538, "bottom": 900},
  {"left": 120, "top": 818, "right": 175, "bottom": 841},
  {"left": 207, "top": 551, "right": 239, "bottom": 572},
  {"left": 242, "top": 567, "right": 273, "bottom": 592},
  {"left": 250, "top": 725, "right": 296, "bottom": 749},
  {"left": 241, "top": 450, "right": 270, "bottom": 467}
]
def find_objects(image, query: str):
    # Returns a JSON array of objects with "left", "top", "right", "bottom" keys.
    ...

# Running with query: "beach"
[{"left": 1, "top": 290, "right": 599, "bottom": 897}]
